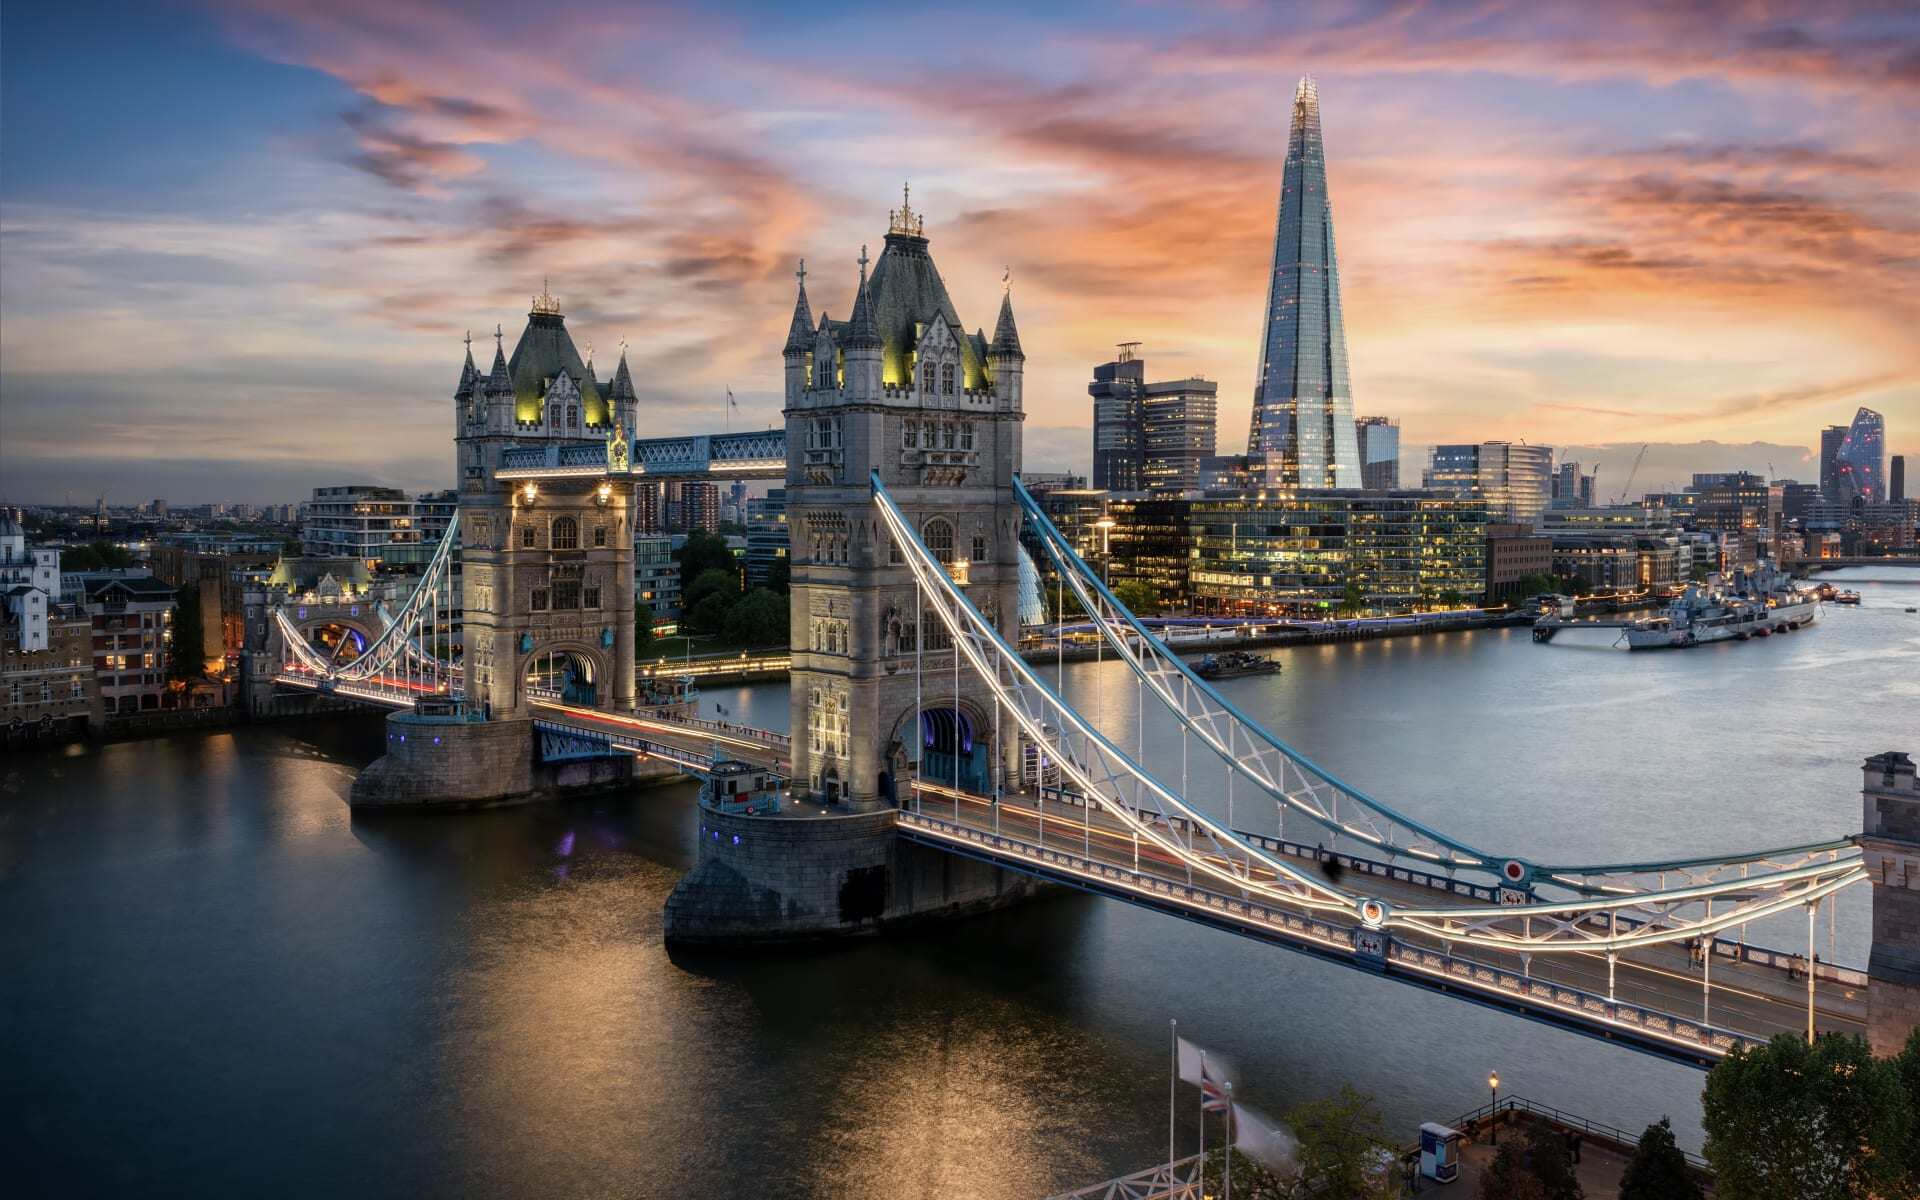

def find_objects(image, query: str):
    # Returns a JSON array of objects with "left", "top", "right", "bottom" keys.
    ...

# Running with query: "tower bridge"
[{"left": 249, "top": 199, "right": 1920, "bottom": 1065}]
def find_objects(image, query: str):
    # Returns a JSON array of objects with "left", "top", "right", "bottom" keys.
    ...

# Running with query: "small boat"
[
  {"left": 1194, "top": 650, "right": 1282, "bottom": 679},
  {"left": 1833, "top": 591, "right": 1862, "bottom": 605}
]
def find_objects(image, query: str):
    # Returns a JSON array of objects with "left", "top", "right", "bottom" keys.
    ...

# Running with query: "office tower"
[
  {"left": 1424, "top": 442, "right": 1555, "bottom": 525},
  {"left": 1820, "top": 424, "right": 1848, "bottom": 500},
  {"left": 1893, "top": 455, "right": 1906, "bottom": 503},
  {"left": 1833, "top": 407, "right": 1886, "bottom": 504},
  {"left": 1141, "top": 378, "right": 1218, "bottom": 493},
  {"left": 1247, "top": 77, "right": 1361, "bottom": 488},
  {"left": 1355, "top": 417, "right": 1399, "bottom": 489},
  {"left": 1090, "top": 344, "right": 1145, "bottom": 492}
]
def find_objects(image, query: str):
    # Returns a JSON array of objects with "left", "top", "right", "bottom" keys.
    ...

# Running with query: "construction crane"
[{"left": 1616, "top": 444, "right": 1649, "bottom": 504}]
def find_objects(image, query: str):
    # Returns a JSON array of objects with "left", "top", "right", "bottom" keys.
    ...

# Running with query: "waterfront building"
[
  {"left": 1831, "top": 407, "right": 1886, "bottom": 504},
  {"left": 1892, "top": 455, "right": 1906, "bottom": 504},
  {"left": 1688, "top": 471, "right": 1781, "bottom": 536},
  {"left": 1199, "top": 454, "right": 1263, "bottom": 495},
  {"left": 1037, "top": 489, "right": 1110, "bottom": 565},
  {"left": 1247, "top": 78, "right": 1362, "bottom": 488},
  {"left": 1423, "top": 442, "right": 1554, "bottom": 525},
  {"left": 301, "top": 486, "right": 457, "bottom": 570},
  {"left": 634, "top": 535, "right": 681, "bottom": 617},
  {"left": 151, "top": 537, "right": 279, "bottom": 669},
  {"left": 666, "top": 482, "right": 721, "bottom": 533},
  {"left": 1189, "top": 490, "right": 1487, "bottom": 615},
  {"left": 0, "top": 514, "right": 61, "bottom": 652},
  {"left": 1821, "top": 423, "right": 1848, "bottom": 500},
  {"left": 1090, "top": 345, "right": 1144, "bottom": 492},
  {"left": 1104, "top": 496, "right": 1194, "bottom": 610},
  {"left": 82, "top": 575, "right": 179, "bottom": 714},
  {"left": 1020, "top": 472, "right": 1086, "bottom": 496},
  {"left": 745, "top": 489, "right": 788, "bottom": 587},
  {"left": 1485, "top": 523, "right": 1553, "bottom": 600},
  {"left": 2, "top": 601, "right": 99, "bottom": 737},
  {"left": 1781, "top": 480, "right": 1822, "bottom": 522},
  {"left": 1355, "top": 417, "right": 1399, "bottom": 489}
]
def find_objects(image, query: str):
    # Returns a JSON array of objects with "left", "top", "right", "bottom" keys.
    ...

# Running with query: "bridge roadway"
[
  {"left": 898, "top": 782, "right": 1864, "bottom": 1065},
  {"left": 529, "top": 699, "right": 791, "bottom": 774}
]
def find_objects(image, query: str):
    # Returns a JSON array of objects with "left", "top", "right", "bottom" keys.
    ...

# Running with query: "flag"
[
  {"left": 1176, "top": 1037, "right": 1232, "bottom": 1112},
  {"left": 1232, "top": 1103, "right": 1298, "bottom": 1171},
  {"left": 726, "top": 388, "right": 738, "bottom": 410}
]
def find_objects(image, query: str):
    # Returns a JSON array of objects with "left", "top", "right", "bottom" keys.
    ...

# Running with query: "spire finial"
[
  {"left": 858, "top": 243, "right": 870, "bottom": 279},
  {"left": 1003, "top": 265, "right": 1011, "bottom": 294},
  {"left": 584, "top": 337, "right": 593, "bottom": 363},
  {"left": 619, "top": 335, "right": 628, "bottom": 357},
  {"left": 796, "top": 257, "right": 807, "bottom": 286},
  {"left": 464, "top": 329, "right": 472, "bottom": 350},
  {"left": 495, "top": 323, "right": 503, "bottom": 347},
  {"left": 531, "top": 278, "right": 561, "bottom": 316},
  {"left": 888, "top": 182, "right": 924, "bottom": 237}
]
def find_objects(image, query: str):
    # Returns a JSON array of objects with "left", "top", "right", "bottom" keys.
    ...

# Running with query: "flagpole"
[
  {"left": 1168, "top": 1019, "right": 1177, "bottom": 1192},
  {"left": 1224, "top": 1081, "right": 1233, "bottom": 1200},
  {"left": 1197, "top": 1051, "right": 1206, "bottom": 1191}
]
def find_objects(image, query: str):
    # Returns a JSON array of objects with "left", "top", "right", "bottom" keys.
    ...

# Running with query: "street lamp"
[{"left": 1488, "top": 1071, "right": 1500, "bottom": 1145}]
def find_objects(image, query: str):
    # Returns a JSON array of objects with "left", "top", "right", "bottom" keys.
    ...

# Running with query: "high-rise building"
[
  {"left": 1893, "top": 455, "right": 1907, "bottom": 503},
  {"left": 1832, "top": 407, "right": 1886, "bottom": 505},
  {"left": 301, "top": 486, "right": 457, "bottom": 569},
  {"left": 1423, "top": 442, "right": 1555, "bottom": 525},
  {"left": 1091, "top": 346, "right": 1217, "bottom": 495},
  {"left": 1247, "top": 78, "right": 1361, "bottom": 489},
  {"left": 1820, "top": 424, "right": 1848, "bottom": 500},
  {"left": 1552, "top": 461, "right": 1596, "bottom": 509},
  {"left": 745, "top": 489, "right": 788, "bottom": 587},
  {"left": 1355, "top": 417, "right": 1399, "bottom": 489},
  {"left": 1090, "top": 345, "right": 1145, "bottom": 492},
  {"left": 1141, "top": 378, "right": 1218, "bottom": 494},
  {"left": 1104, "top": 496, "right": 1194, "bottom": 609}
]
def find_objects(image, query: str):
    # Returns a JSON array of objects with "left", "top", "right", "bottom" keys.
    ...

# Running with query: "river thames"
[{"left": 3, "top": 567, "right": 1915, "bottom": 1198}]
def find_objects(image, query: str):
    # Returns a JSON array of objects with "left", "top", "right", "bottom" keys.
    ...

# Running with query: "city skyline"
[{"left": 2, "top": 1, "right": 1917, "bottom": 503}]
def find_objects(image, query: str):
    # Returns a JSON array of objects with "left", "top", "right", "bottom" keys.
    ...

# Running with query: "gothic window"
[
  {"left": 593, "top": 524, "right": 607, "bottom": 547},
  {"left": 521, "top": 525, "right": 536, "bottom": 548},
  {"left": 811, "top": 417, "right": 838, "bottom": 450},
  {"left": 531, "top": 588, "right": 550, "bottom": 611},
  {"left": 551, "top": 517, "right": 579, "bottom": 550},
  {"left": 960, "top": 423, "right": 974, "bottom": 451},
  {"left": 550, "top": 403, "right": 561, "bottom": 425},
  {"left": 567, "top": 406, "right": 577, "bottom": 426},
  {"left": 904, "top": 421, "right": 918, "bottom": 449},
  {"left": 923, "top": 519, "right": 954, "bottom": 564},
  {"left": 972, "top": 535, "right": 988, "bottom": 562},
  {"left": 583, "top": 586, "right": 601, "bottom": 610},
  {"left": 942, "top": 363, "right": 955, "bottom": 395},
  {"left": 922, "top": 364, "right": 935, "bottom": 393},
  {"left": 942, "top": 423, "right": 956, "bottom": 450}
]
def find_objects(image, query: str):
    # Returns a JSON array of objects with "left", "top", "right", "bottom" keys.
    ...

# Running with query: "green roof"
[{"left": 508, "top": 311, "right": 607, "bottom": 425}]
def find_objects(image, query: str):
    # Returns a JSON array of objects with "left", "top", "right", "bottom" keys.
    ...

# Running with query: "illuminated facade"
[
  {"left": 782, "top": 191, "right": 1025, "bottom": 805},
  {"left": 1247, "top": 78, "right": 1361, "bottom": 488},
  {"left": 1189, "top": 490, "right": 1487, "bottom": 615},
  {"left": 1832, "top": 406, "right": 1886, "bottom": 505},
  {"left": 1355, "top": 417, "right": 1399, "bottom": 489},
  {"left": 1423, "top": 442, "right": 1554, "bottom": 525}
]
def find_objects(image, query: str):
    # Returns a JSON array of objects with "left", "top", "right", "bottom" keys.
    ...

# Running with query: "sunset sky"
[{"left": 2, "top": 0, "right": 1916, "bottom": 503}]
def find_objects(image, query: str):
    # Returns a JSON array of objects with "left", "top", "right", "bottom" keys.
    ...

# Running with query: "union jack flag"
[{"left": 1177, "top": 1036, "right": 1233, "bottom": 1112}]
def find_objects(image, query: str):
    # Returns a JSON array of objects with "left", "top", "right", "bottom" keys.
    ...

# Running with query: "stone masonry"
[{"left": 1862, "top": 749, "right": 1920, "bottom": 1056}]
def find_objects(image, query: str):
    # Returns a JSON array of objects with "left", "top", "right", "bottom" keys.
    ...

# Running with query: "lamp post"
[{"left": 1488, "top": 1071, "right": 1500, "bottom": 1145}]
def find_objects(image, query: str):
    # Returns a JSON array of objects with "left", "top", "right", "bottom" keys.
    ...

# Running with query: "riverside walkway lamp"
[{"left": 1488, "top": 1071, "right": 1500, "bottom": 1145}]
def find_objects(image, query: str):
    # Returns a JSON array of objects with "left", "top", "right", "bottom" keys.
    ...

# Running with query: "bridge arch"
[
  {"left": 884, "top": 697, "right": 996, "bottom": 802},
  {"left": 518, "top": 641, "right": 609, "bottom": 706},
  {"left": 288, "top": 613, "right": 383, "bottom": 665}
]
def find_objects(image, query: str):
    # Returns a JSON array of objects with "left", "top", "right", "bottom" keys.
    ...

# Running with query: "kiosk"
[{"left": 1418, "top": 1122, "right": 1461, "bottom": 1184}]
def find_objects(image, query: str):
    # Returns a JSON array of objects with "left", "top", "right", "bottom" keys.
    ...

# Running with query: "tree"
[
  {"left": 1475, "top": 1124, "right": 1582, "bottom": 1200},
  {"left": 1285, "top": 1085, "right": 1397, "bottom": 1199},
  {"left": 1702, "top": 1032, "right": 1914, "bottom": 1200},
  {"left": 763, "top": 558, "right": 790, "bottom": 596},
  {"left": 168, "top": 585, "right": 204, "bottom": 680},
  {"left": 1619, "top": 1117, "right": 1702, "bottom": 1200},
  {"left": 633, "top": 601, "right": 654, "bottom": 657},
  {"left": 1514, "top": 573, "right": 1562, "bottom": 598},
  {"left": 684, "top": 568, "right": 740, "bottom": 617},
  {"left": 60, "top": 541, "right": 133, "bottom": 572},
  {"left": 676, "top": 530, "right": 737, "bottom": 582},
  {"left": 1439, "top": 588, "right": 1466, "bottom": 609},
  {"left": 1112, "top": 578, "right": 1159, "bottom": 616},
  {"left": 1895, "top": 1028, "right": 1920, "bottom": 1184},
  {"left": 721, "top": 588, "right": 787, "bottom": 647},
  {"left": 1341, "top": 577, "right": 1366, "bottom": 616},
  {"left": 688, "top": 590, "right": 734, "bottom": 637}
]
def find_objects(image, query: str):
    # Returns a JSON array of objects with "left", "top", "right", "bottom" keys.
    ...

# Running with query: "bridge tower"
[
  {"left": 454, "top": 289, "right": 639, "bottom": 716},
  {"left": 1862, "top": 750, "right": 1920, "bottom": 1055},
  {"left": 783, "top": 191, "right": 1025, "bottom": 809}
]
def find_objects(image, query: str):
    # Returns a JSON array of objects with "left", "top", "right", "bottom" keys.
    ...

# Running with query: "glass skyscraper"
[
  {"left": 1248, "top": 77, "right": 1361, "bottom": 488},
  {"left": 1833, "top": 406, "right": 1886, "bottom": 504}
]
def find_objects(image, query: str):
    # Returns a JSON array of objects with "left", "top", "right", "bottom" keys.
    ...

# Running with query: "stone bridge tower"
[
  {"left": 783, "top": 190, "right": 1025, "bottom": 808},
  {"left": 453, "top": 288, "right": 639, "bottom": 716},
  {"left": 1863, "top": 750, "right": 1920, "bottom": 1055}
]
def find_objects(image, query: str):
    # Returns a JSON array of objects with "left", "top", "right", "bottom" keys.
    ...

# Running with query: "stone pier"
[
  {"left": 663, "top": 804, "right": 1038, "bottom": 945},
  {"left": 349, "top": 708, "right": 677, "bottom": 811},
  {"left": 1862, "top": 750, "right": 1920, "bottom": 1056}
]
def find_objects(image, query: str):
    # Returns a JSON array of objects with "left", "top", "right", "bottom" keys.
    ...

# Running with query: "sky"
[{"left": 1, "top": 0, "right": 1916, "bottom": 504}]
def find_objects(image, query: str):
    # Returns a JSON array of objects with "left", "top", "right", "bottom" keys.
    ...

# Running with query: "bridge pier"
[
  {"left": 1863, "top": 750, "right": 1920, "bottom": 1055},
  {"left": 350, "top": 707, "right": 676, "bottom": 810},
  {"left": 664, "top": 804, "right": 1039, "bottom": 945}
]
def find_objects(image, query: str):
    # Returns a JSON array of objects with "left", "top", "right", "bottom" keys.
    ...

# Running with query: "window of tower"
[
  {"left": 972, "top": 535, "right": 987, "bottom": 562},
  {"left": 942, "top": 423, "right": 956, "bottom": 450},
  {"left": 922, "top": 364, "right": 935, "bottom": 393},
  {"left": 531, "top": 588, "right": 550, "bottom": 611},
  {"left": 903, "top": 421, "right": 918, "bottom": 448},
  {"left": 923, "top": 519, "right": 954, "bottom": 564},
  {"left": 521, "top": 525, "right": 536, "bottom": 549},
  {"left": 583, "top": 586, "right": 601, "bottom": 610},
  {"left": 942, "top": 363, "right": 955, "bottom": 395},
  {"left": 593, "top": 524, "right": 607, "bottom": 548},
  {"left": 567, "top": 406, "right": 577, "bottom": 426},
  {"left": 960, "top": 423, "right": 974, "bottom": 451},
  {"left": 551, "top": 517, "right": 579, "bottom": 550}
]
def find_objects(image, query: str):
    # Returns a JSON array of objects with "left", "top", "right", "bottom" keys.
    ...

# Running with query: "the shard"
[{"left": 1247, "top": 77, "right": 1361, "bottom": 488}]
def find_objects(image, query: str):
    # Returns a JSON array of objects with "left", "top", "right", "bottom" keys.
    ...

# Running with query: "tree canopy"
[
  {"left": 675, "top": 530, "right": 738, "bottom": 583},
  {"left": 167, "top": 585, "right": 204, "bottom": 680},
  {"left": 1111, "top": 578, "right": 1159, "bottom": 616},
  {"left": 720, "top": 588, "right": 787, "bottom": 647},
  {"left": 1618, "top": 1117, "right": 1701, "bottom": 1200},
  {"left": 60, "top": 541, "right": 135, "bottom": 572}
]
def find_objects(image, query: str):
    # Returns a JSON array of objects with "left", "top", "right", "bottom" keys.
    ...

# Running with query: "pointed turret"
[
  {"left": 609, "top": 346, "right": 636, "bottom": 402},
  {"left": 783, "top": 260, "right": 815, "bottom": 356},
  {"left": 842, "top": 247, "right": 881, "bottom": 351},
  {"left": 454, "top": 334, "right": 479, "bottom": 399},
  {"left": 989, "top": 290, "right": 1023, "bottom": 360},
  {"left": 485, "top": 326, "right": 513, "bottom": 396}
]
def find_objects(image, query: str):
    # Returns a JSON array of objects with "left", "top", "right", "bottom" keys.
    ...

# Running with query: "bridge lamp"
[
  {"left": 596, "top": 482, "right": 613, "bottom": 503},
  {"left": 523, "top": 482, "right": 538, "bottom": 502}
]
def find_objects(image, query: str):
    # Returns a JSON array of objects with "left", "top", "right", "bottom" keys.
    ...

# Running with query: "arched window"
[
  {"left": 551, "top": 517, "right": 579, "bottom": 550},
  {"left": 567, "top": 406, "right": 578, "bottom": 426},
  {"left": 941, "top": 363, "right": 955, "bottom": 395},
  {"left": 922, "top": 363, "right": 935, "bottom": 393},
  {"left": 923, "top": 518, "right": 954, "bottom": 564}
]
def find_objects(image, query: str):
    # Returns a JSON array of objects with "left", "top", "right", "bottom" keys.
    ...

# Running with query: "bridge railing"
[{"left": 1442, "top": 1096, "right": 1710, "bottom": 1172}]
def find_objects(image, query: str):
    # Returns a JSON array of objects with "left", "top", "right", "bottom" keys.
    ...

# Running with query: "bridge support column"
[{"left": 1862, "top": 750, "right": 1920, "bottom": 1056}]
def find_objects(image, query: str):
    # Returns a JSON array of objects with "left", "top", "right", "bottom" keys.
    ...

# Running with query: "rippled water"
[{"left": 2, "top": 567, "right": 1914, "bottom": 1198}]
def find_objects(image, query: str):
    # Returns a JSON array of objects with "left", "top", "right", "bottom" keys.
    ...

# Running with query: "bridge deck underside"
[{"left": 900, "top": 783, "right": 1863, "bottom": 1065}]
